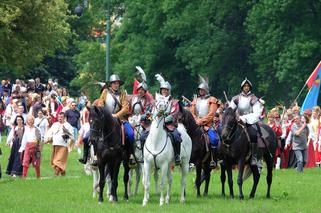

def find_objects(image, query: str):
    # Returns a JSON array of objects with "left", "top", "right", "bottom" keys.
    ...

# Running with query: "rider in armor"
[
  {"left": 191, "top": 75, "right": 220, "bottom": 168},
  {"left": 155, "top": 74, "right": 182, "bottom": 165},
  {"left": 229, "top": 78, "right": 264, "bottom": 166},
  {"left": 97, "top": 74, "right": 135, "bottom": 166},
  {"left": 129, "top": 67, "right": 154, "bottom": 163}
]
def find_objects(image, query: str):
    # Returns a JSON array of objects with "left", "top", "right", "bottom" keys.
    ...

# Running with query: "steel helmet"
[
  {"left": 240, "top": 77, "right": 252, "bottom": 89},
  {"left": 108, "top": 74, "right": 123, "bottom": 85}
]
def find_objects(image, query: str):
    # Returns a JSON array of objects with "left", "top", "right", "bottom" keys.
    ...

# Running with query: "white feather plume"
[
  {"left": 95, "top": 81, "right": 105, "bottom": 87},
  {"left": 135, "top": 66, "right": 146, "bottom": 82},
  {"left": 155, "top": 74, "right": 165, "bottom": 85},
  {"left": 198, "top": 74, "right": 208, "bottom": 84}
]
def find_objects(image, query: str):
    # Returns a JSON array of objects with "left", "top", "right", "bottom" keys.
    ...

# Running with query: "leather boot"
[
  {"left": 251, "top": 143, "right": 258, "bottom": 166},
  {"left": 173, "top": 142, "right": 181, "bottom": 166},
  {"left": 210, "top": 147, "right": 218, "bottom": 169}
]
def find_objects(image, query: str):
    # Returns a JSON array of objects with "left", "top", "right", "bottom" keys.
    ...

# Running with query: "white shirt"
[
  {"left": 35, "top": 117, "right": 49, "bottom": 142},
  {"left": 45, "top": 121, "right": 74, "bottom": 147},
  {"left": 19, "top": 126, "right": 40, "bottom": 152}
]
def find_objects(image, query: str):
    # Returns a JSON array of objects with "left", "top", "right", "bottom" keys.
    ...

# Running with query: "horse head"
[
  {"left": 154, "top": 93, "right": 171, "bottom": 118},
  {"left": 89, "top": 106, "right": 104, "bottom": 142},
  {"left": 221, "top": 107, "right": 238, "bottom": 142}
]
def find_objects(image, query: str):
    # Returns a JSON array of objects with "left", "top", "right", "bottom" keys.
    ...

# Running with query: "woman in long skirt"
[{"left": 6, "top": 115, "right": 25, "bottom": 177}]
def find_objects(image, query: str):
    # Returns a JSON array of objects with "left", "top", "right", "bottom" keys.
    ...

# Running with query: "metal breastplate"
[
  {"left": 105, "top": 91, "right": 120, "bottom": 113},
  {"left": 196, "top": 98, "right": 209, "bottom": 118},
  {"left": 132, "top": 96, "right": 143, "bottom": 115},
  {"left": 237, "top": 96, "right": 252, "bottom": 116}
]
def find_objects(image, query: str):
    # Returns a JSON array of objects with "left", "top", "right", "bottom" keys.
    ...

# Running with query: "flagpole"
[{"left": 292, "top": 83, "right": 307, "bottom": 106}]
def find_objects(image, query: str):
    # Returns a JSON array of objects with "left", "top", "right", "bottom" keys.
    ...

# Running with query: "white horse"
[
  {"left": 128, "top": 114, "right": 159, "bottom": 195},
  {"left": 142, "top": 93, "right": 192, "bottom": 206},
  {"left": 85, "top": 145, "right": 113, "bottom": 200}
]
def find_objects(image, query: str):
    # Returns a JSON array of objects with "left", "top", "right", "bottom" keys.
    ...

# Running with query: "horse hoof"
[
  {"left": 250, "top": 194, "right": 255, "bottom": 199},
  {"left": 165, "top": 196, "right": 170, "bottom": 204},
  {"left": 180, "top": 198, "right": 185, "bottom": 203},
  {"left": 203, "top": 192, "right": 208, "bottom": 197},
  {"left": 222, "top": 193, "right": 226, "bottom": 197},
  {"left": 197, "top": 194, "right": 201, "bottom": 198},
  {"left": 239, "top": 195, "right": 244, "bottom": 200},
  {"left": 230, "top": 195, "right": 234, "bottom": 199},
  {"left": 266, "top": 194, "right": 271, "bottom": 199},
  {"left": 98, "top": 201, "right": 102, "bottom": 205},
  {"left": 124, "top": 194, "right": 129, "bottom": 201},
  {"left": 142, "top": 201, "right": 147, "bottom": 207}
]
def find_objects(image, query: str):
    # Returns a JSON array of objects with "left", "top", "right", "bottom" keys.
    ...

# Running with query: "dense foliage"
[{"left": 1, "top": 0, "right": 321, "bottom": 105}]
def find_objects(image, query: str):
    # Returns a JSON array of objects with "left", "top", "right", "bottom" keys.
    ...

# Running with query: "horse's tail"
[{"left": 242, "top": 164, "right": 252, "bottom": 181}]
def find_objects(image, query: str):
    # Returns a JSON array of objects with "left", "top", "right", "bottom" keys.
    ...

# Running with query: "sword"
[
  {"left": 223, "top": 91, "right": 230, "bottom": 104},
  {"left": 181, "top": 95, "right": 192, "bottom": 106}
]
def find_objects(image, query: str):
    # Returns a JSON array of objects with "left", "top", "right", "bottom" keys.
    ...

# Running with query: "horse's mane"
[
  {"left": 222, "top": 107, "right": 236, "bottom": 121},
  {"left": 180, "top": 107, "right": 198, "bottom": 132}
]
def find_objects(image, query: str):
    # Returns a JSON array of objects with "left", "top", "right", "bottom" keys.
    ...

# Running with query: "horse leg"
[
  {"left": 203, "top": 163, "right": 211, "bottom": 197},
  {"left": 142, "top": 162, "right": 151, "bottom": 206},
  {"left": 180, "top": 160, "right": 189, "bottom": 203},
  {"left": 154, "top": 168, "right": 159, "bottom": 194},
  {"left": 166, "top": 163, "right": 172, "bottom": 204},
  {"left": 106, "top": 173, "right": 111, "bottom": 198},
  {"left": 220, "top": 162, "right": 226, "bottom": 196},
  {"left": 123, "top": 161, "right": 130, "bottom": 200},
  {"left": 92, "top": 168, "right": 99, "bottom": 198},
  {"left": 113, "top": 160, "right": 121, "bottom": 202},
  {"left": 249, "top": 164, "right": 260, "bottom": 199},
  {"left": 128, "top": 169, "right": 133, "bottom": 196},
  {"left": 195, "top": 163, "right": 202, "bottom": 198},
  {"left": 134, "top": 164, "right": 141, "bottom": 195},
  {"left": 226, "top": 164, "right": 234, "bottom": 199},
  {"left": 265, "top": 154, "right": 273, "bottom": 198},
  {"left": 108, "top": 161, "right": 120, "bottom": 203},
  {"left": 98, "top": 162, "right": 105, "bottom": 203},
  {"left": 159, "top": 164, "right": 168, "bottom": 206},
  {"left": 237, "top": 160, "right": 245, "bottom": 200}
]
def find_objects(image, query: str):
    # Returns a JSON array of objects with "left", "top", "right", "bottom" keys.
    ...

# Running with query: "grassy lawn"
[{"left": 0, "top": 140, "right": 320, "bottom": 213}]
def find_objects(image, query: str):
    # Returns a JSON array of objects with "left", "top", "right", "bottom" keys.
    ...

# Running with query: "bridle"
[
  {"left": 90, "top": 112, "right": 114, "bottom": 142},
  {"left": 153, "top": 99, "right": 170, "bottom": 128}
]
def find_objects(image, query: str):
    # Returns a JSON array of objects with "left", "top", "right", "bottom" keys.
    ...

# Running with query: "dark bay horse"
[
  {"left": 177, "top": 103, "right": 212, "bottom": 197},
  {"left": 89, "top": 106, "right": 124, "bottom": 203},
  {"left": 220, "top": 107, "right": 277, "bottom": 199}
]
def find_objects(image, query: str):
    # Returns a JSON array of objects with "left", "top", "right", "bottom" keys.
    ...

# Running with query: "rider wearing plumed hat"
[
  {"left": 229, "top": 78, "right": 265, "bottom": 166},
  {"left": 155, "top": 74, "right": 182, "bottom": 165},
  {"left": 129, "top": 66, "right": 154, "bottom": 116},
  {"left": 190, "top": 75, "right": 220, "bottom": 168}
]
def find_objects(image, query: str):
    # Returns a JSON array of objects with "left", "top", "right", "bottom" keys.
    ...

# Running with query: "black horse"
[
  {"left": 220, "top": 107, "right": 277, "bottom": 199},
  {"left": 177, "top": 103, "right": 212, "bottom": 197},
  {"left": 89, "top": 106, "right": 124, "bottom": 203}
]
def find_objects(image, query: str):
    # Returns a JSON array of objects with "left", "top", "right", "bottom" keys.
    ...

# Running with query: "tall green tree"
[
  {"left": 0, "top": 0, "right": 71, "bottom": 74},
  {"left": 246, "top": 0, "right": 321, "bottom": 105}
]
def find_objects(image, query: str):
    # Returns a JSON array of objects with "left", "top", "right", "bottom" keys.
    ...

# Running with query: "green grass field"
[{"left": 0, "top": 141, "right": 321, "bottom": 213}]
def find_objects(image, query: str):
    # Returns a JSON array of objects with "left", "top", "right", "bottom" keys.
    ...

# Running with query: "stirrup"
[{"left": 210, "top": 160, "right": 217, "bottom": 169}]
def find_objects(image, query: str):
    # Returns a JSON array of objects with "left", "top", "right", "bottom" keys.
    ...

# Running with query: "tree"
[
  {"left": 0, "top": 0, "right": 71, "bottom": 74},
  {"left": 246, "top": 0, "right": 321, "bottom": 105}
]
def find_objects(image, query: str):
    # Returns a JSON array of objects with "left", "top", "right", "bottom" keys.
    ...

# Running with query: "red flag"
[
  {"left": 306, "top": 61, "right": 321, "bottom": 89},
  {"left": 133, "top": 79, "right": 139, "bottom": 95}
]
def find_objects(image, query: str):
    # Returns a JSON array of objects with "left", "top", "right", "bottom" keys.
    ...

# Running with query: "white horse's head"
[{"left": 154, "top": 93, "right": 171, "bottom": 117}]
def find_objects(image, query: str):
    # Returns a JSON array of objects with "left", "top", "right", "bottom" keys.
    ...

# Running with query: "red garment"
[
  {"left": 22, "top": 142, "right": 41, "bottom": 177},
  {"left": 281, "top": 119, "right": 294, "bottom": 168},
  {"left": 305, "top": 139, "right": 316, "bottom": 168},
  {"left": 269, "top": 122, "right": 283, "bottom": 163}
]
